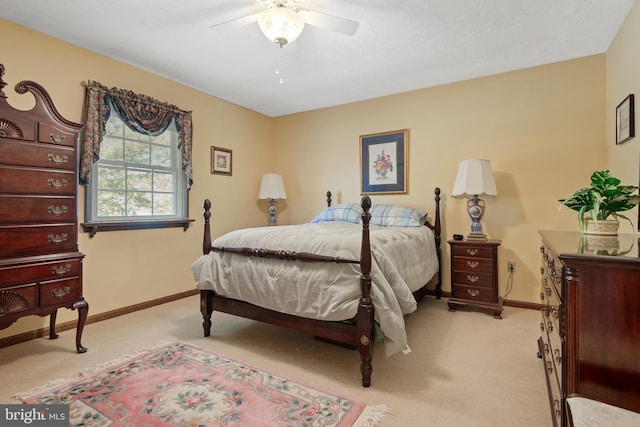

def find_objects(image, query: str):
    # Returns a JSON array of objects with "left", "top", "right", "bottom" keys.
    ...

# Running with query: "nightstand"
[{"left": 447, "top": 239, "right": 502, "bottom": 319}]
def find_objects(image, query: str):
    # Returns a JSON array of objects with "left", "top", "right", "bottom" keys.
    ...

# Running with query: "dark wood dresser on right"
[{"left": 538, "top": 230, "right": 640, "bottom": 427}]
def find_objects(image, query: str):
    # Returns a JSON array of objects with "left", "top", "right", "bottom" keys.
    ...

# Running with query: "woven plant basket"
[{"left": 583, "top": 219, "right": 620, "bottom": 236}]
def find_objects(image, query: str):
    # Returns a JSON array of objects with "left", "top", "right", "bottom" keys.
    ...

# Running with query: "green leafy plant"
[{"left": 559, "top": 170, "right": 640, "bottom": 231}]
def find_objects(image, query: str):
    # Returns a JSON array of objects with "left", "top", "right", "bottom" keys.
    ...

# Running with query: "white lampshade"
[
  {"left": 451, "top": 159, "right": 498, "bottom": 199},
  {"left": 257, "top": 7, "right": 305, "bottom": 46},
  {"left": 258, "top": 174, "right": 287, "bottom": 200}
]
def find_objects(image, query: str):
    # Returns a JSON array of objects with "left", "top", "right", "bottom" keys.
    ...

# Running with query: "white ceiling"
[{"left": 0, "top": 0, "right": 635, "bottom": 117}]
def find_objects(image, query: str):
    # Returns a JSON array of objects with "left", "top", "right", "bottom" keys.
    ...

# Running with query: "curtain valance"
[{"left": 80, "top": 80, "right": 193, "bottom": 187}]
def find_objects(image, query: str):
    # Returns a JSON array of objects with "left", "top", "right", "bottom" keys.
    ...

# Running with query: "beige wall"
[
  {"left": 273, "top": 56, "right": 608, "bottom": 305},
  {"left": 607, "top": 1, "right": 640, "bottom": 187},
  {"left": 2, "top": 5, "right": 638, "bottom": 339},
  {"left": 0, "top": 20, "right": 274, "bottom": 338}
]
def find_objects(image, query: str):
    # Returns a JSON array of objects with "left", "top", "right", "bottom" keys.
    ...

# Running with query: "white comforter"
[{"left": 191, "top": 221, "right": 439, "bottom": 357}]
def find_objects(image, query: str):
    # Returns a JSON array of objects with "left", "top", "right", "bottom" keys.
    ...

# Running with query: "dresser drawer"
[
  {"left": 0, "top": 139, "right": 75, "bottom": 170},
  {"left": 0, "top": 284, "right": 37, "bottom": 316},
  {"left": 453, "top": 256, "right": 494, "bottom": 273},
  {"left": 0, "top": 165, "right": 76, "bottom": 196},
  {"left": 38, "top": 122, "right": 77, "bottom": 147},
  {"left": 0, "top": 257, "right": 82, "bottom": 287},
  {"left": 452, "top": 245, "right": 493, "bottom": 258},
  {"left": 453, "top": 270, "right": 494, "bottom": 287},
  {"left": 0, "top": 195, "right": 75, "bottom": 224},
  {"left": 452, "top": 283, "right": 494, "bottom": 303},
  {"left": 0, "top": 224, "right": 77, "bottom": 257},
  {"left": 40, "top": 276, "right": 81, "bottom": 307}
]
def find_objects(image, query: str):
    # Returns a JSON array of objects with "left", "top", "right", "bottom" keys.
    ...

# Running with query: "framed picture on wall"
[
  {"left": 616, "top": 94, "right": 635, "bottom": 145},
  {"left": 360, "top": 129, "right": 408, "bottom": 194},
  {"left": 211, "top": 146, "right": 232, "bottom": 175}
]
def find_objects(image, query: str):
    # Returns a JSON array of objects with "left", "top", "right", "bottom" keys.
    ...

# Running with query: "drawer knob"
[
  {"left": 47, "top": 178, "right": 68, "bottom": 189},
  {"left": 47, "top": 153, "right": 69, "bottom": 164},
  {"left": 50, "top": 133, "right": 66, "bottom": 143},
  {"left": 554, "top": 349, "right": 562, "bottom": 365},
  {"left": 51, "top": 286, "right": 71, "bottom": 299},
  {"left": 466, "top": 248, "right": 479, "bottom": 256},
  {"left": 466, "top": 274, "right": 480, "bottom": 283},
  {"left": 48, "top": 205, "right": 69, "bottom": 216},
  {"left": 466, "top": 261, "right": 479, "bottom": 269},
  {"left": 467, "top": 289, "right": 480, "bottom": 297},
  {"left": 51, "top": 264, "right": 72, "bottom": 276},
  {"left": 47, "top": 234, "right": 68, "bottom": 244}
]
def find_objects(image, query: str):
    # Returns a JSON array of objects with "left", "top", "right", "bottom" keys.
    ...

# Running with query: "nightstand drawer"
[
  {"left": 453, "top": 257, "right": 494, "bottom": 273},
  {"left": 453, "top": 270, "right": 494, "bottom": 287},
  {"left": 452, "top": 245, "right": 494, "bottom": 258},
  {"left": 452, "top": 284, "right": 494, "bottom": 303}
]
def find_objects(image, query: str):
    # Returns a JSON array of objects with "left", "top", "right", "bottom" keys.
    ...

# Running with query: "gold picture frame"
[
  {"left": 360, "top": 129, "right": 408, "bottom": 194},
  {"left": 211, "top": 146, "right": 232, "bottom": 176}
]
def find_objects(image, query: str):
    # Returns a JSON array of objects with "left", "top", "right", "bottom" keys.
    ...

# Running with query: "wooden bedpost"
[
  {"left": 357, "top": 195, "right": 374, "bottom": 387},
  {"left": 433, "top": 187, "right": 442, "bottom": 299},
  {"left": 201, "top": 200, "right": 213, "bottom": 337},
  {"left": 202, "top": 199, "right": 212, "bottom": 255},
  {"left": 326, "top": 191, "right": 332, "bottom": 207}
]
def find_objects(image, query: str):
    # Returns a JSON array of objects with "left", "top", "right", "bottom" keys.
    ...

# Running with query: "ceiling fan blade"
[
  {"left": 209, "top": 12, "right": 260, "bottom": 30},
  {"left": 299, "top": 10, "right": 359, "bottom": 36}
]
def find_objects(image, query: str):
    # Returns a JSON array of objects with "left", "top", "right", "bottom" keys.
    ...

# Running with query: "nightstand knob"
[
  {"left": 467, "top": 274, "right": 480, "bottom": 283},
  {"left": 467, "top": 289, "right": 480, "bottom": 297},
  {"left": 466, "top": 261, "right": 479, "bottom": 269},
  {"left": 466, "top": 248, "right": 479, "bottom": 256}
]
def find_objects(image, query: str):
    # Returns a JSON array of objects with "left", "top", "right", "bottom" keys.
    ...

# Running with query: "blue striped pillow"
[
  {"left": 311, "top": 203, "right": 362, "bottom": 224},
  {"left": 369, "top": 204, "right": 427, "bottom": 227}
]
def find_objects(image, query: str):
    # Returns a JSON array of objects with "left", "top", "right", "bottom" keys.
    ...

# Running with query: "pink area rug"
[{"left": 15, "top": 341, "right": 387, "bottom": 426}]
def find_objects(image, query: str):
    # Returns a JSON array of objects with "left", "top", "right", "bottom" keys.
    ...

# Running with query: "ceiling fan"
[{"left": 210, "top": 0, "right": 359, "bottom": 47}]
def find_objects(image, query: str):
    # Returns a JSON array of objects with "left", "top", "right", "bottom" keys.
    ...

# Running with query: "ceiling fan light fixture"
[{"left": 258, "top": 6, "right": 305, "bottom": 46}]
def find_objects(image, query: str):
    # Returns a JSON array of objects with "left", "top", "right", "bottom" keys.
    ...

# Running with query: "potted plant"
[{"left": 559, "top": 170, "right": 640, "bottom": 235}]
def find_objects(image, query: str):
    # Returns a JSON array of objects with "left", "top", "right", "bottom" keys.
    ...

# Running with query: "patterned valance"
[{"left": 80, "top": 80, "right": 193, "bottom": 187}]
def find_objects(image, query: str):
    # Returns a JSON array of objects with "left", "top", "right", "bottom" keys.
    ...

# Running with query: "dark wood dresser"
[
  {"left": 0, "top": 64, "right": 88, "bottom": 352},
  {"left": 447, "top": 239, "right": 502, "bottom": 318},
  {"left": 538, "top": 230, "right": 640, "bottom": 426}
]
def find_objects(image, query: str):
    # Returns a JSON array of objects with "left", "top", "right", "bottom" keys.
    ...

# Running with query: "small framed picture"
[
  {"left": 211, "top": 146, "right": 232, "bottom": 175},
  {"left": 616, "top": 94, "right": 635, "bottom": 145},
  {"left": 360, "top": 129, "right": 408, "bottom": 194}
]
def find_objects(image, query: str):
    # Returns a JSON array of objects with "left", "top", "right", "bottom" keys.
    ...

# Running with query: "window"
[
  {"left": 86, "top": 103, "right": 186, "bottom": 220},
  {"left": 80, "top": 81, "right": 193, "bottom": 236}
]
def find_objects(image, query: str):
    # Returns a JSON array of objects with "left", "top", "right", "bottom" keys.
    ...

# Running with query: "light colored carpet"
[{"left": 0, "top": 295, "right": 551, "bottom": 426}]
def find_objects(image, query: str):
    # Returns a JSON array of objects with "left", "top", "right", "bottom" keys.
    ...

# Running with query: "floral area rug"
[{"left": 15, "top": 341, "right": 388, "bottom": 427}]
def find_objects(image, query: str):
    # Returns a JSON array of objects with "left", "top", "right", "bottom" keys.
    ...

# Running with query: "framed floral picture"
[
  {"left": 211, "top": 146, "right": 232, "bottom": 176},
  {"left": 360, "top": 129, "right": 408, "bottom": 194}
]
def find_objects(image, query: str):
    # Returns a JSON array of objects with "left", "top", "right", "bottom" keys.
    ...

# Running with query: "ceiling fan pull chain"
[{"left": 276, "top": 45, "right": 284, "bottom": 84}]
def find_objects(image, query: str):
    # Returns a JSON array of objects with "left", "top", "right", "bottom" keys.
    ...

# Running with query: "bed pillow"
[
  {"left": 369, "top": 204, "right": 427, "bottom": 227},
  {"left": 311, "top": 203, "right": 363, "bottom": 224}
]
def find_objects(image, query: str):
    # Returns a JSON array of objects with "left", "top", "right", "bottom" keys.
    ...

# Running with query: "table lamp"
[
  {"left": 258, "top": 173, "right": 287, "bottom": 225},
  {"left": 451, "top": 159, "right": 497, "bottom": 241}
]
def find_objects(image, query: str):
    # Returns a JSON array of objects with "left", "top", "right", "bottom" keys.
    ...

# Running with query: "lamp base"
[
  {"left": 267, "top": 199, "right": 278, "bottom": 226},
  {"left": 466, "top": 232, "right": 488, "bottom": 242}
]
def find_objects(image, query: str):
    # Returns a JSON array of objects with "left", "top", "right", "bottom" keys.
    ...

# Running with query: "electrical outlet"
[{"left": 508, "top": 261, "right": 516, "bottom": 273}]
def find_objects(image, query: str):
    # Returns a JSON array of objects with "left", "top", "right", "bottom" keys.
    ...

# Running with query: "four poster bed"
[{"left": 191, "top": 187, "right": 442, "bottom": 387}]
